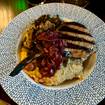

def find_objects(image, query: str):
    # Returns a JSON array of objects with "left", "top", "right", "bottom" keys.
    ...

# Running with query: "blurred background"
[
  {"left": 0, "top": 0, "right": 105, "bottom": 105},
  {"left": 0, "top": 0, "right": 105, "bottom": 33}
]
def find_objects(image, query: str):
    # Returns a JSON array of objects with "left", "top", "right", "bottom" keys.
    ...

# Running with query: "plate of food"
[{"left": 0, "top": 3, "right": 105, "bottom": 105}]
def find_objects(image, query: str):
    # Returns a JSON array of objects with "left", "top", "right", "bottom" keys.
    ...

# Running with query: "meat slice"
[{"left": 57, "top": 22, "right": 96, "bottom": 61}]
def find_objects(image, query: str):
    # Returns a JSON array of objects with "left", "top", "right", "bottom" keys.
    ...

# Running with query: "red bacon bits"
[{"left": 35, "top": 30, "right": 67, "bottom": 77}]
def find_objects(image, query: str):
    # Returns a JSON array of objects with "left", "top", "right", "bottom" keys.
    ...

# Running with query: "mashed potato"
[{"left": 23, "top": 58, "right": 83, "bottom": 86}]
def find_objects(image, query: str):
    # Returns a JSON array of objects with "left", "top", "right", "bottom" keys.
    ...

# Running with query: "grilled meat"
[{"left": 57, "top": 22, "right": 96, "bottom": 61}]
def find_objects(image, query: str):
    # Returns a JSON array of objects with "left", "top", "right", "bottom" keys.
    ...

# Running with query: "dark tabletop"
[{"left": 0, "top": 0, "right": 105, "bottom": 105}]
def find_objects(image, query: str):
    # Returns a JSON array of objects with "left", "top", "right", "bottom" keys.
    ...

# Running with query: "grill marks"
[
  {"left": 66, "top": 40, "right": 94, "bottom": 49},
  {"left": 59, "top": 33, "right": 95, "bottom": 44},
  {"left": 59, "top": 31, "right": 95, "bottom": 42},
  {"left": 58, "top": 25, "right": 91, "bottom": 36},
  {"left": 64, "top": 22, "right": 89, "bottom": 33},
  {"left": 66, "top": 43, "right": 91, "bottom": 52},
  {"left": 64, "top": 22, "right": 86, "bottom": 28},
  {"left": 57, "top": 22, "right": 96, "bottom": 59}
]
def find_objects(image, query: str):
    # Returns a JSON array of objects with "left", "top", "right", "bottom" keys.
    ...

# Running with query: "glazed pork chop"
[{"left": 57, "top": 22, "right": 96, "bottom": 61}]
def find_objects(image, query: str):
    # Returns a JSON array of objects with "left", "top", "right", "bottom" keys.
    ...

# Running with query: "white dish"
[{"left": 0, "top": 3, "right": 105, "bottom": 105}]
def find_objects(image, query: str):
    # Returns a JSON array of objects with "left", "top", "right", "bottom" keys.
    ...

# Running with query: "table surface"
[{"left": 0, "top": 0, "right": 105, "bottom": 105}]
